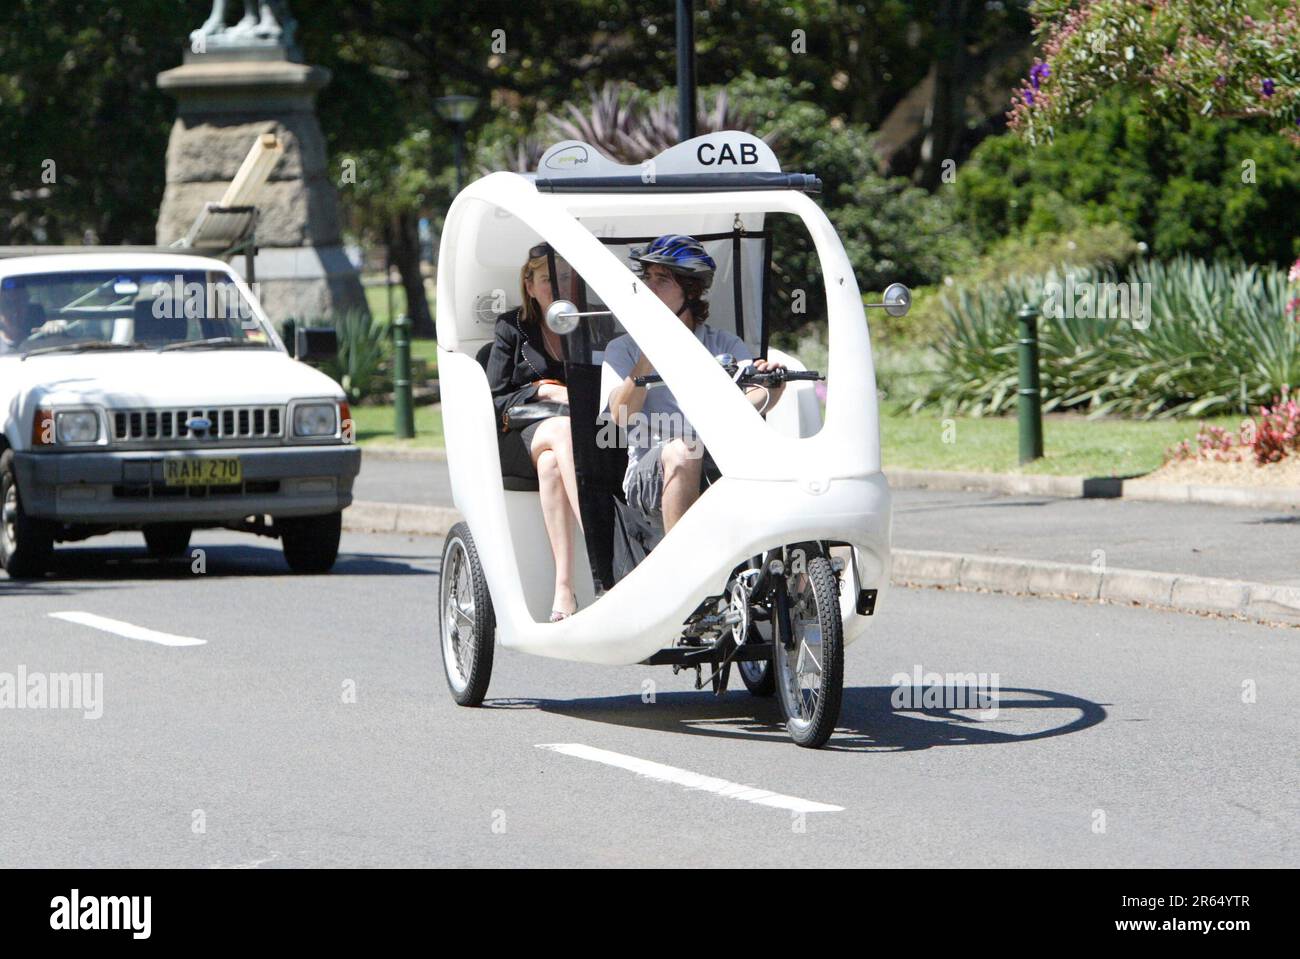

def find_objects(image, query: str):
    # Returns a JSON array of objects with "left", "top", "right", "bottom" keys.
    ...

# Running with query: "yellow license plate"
[{"left": 163, "top": 457, "right": 243, "bottom": 487}]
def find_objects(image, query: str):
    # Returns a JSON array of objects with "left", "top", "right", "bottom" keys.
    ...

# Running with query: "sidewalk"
[{"left": 354, "top": 457, "right": 1300, "bottom": 585}]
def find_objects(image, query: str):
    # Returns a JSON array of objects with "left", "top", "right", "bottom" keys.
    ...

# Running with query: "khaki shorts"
[{"left": 623, "top": 443, "right": 667, "bottom": 524}]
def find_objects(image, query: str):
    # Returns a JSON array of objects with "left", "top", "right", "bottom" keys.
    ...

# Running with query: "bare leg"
[
  {"left": 530, "top": 416, "right": 582, "bottom": 530},
  {"left": 533, "top": 418, "right": 585, "bottom": 613},
  {"left": 660, "top": 437, "right": 704, "bottom": 533}
]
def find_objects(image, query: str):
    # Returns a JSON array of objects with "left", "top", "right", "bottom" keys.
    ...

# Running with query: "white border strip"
[
  {"left": 538, "top": 743, "right": 843, "bottom": 813},
  {"left": 49, "top": 612, "right": 207, "bottom": 647}
]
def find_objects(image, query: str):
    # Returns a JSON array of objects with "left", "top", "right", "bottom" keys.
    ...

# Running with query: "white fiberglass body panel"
[{"left": 436, "top": 132, "right": 891, "bottom": 665}]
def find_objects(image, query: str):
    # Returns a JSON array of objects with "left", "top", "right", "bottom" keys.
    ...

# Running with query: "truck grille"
[{"left": 111, "top": 407, "right": 284, "bottom": 444}]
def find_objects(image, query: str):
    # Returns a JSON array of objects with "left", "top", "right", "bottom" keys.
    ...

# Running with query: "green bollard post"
[
  {"left": 393, "top": 312, "right": 415, "bottom": 440},
  {"left": 1017, "top": 302, "right": 1044, "bottom": 464}
]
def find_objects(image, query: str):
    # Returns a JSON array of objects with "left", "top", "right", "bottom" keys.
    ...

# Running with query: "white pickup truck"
[{"left": 0, "top": 252, "right": 361, "bottom": 578}]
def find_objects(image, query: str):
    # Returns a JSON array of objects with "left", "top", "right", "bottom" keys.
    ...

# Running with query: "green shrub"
[
  {"left": 954, "top": 92, "right": 1300, "bottom": 267},
  {"left": 920, "top": 257, "right": 1300, "bottom": 419}
]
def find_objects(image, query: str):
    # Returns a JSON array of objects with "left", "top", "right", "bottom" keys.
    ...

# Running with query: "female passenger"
[{"left": 486, "top": 244, "right": 583, "bottom": 621}]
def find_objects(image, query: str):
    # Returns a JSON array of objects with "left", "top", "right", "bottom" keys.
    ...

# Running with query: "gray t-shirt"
[{"left": 600, "top": 322, "right": 752, "bottom": 478}]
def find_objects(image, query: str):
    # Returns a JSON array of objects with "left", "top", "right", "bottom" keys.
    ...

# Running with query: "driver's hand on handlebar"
[{"left": 749, "top": 357, "right": 786, "bottom": 376}]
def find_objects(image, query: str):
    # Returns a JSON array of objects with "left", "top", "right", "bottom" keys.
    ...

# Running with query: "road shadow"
[
  {"left": 21, "top": 543, "right": 433, "bottom": 582},
  {"left": 516, "top": 685, "right": 1106, "bottom": 752}
]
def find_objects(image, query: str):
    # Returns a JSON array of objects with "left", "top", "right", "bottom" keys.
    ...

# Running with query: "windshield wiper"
[
  {"left": 158, "top": 337, "right": 268, "bottom": 352},
  {"left": 21, "top": 341, "right": 147, "bottom": 360}
]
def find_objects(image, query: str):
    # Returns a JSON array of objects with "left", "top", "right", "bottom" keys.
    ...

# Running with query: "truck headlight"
[
  {"left": 293, "top": 402, "right": 338, "bottom": 437},
  {"left": 55, "top": 410, "right": 100, "bottom": 444}
]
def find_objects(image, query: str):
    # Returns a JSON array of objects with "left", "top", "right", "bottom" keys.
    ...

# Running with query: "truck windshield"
[{"left": 0, "top": 269, "right": 275, "bottom": 356}]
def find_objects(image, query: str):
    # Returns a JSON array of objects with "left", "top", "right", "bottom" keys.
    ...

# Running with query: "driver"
[
  {"left": 601, "top": 234, "right": 786, "bottom": 533},
  {"left": 0, "top": 284, "right": 32, "bottom": 353}
]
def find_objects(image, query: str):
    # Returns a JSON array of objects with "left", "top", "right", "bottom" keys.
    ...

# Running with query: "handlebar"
[{"left": 633, "top": 366, "right": 824, "bottom": 388}]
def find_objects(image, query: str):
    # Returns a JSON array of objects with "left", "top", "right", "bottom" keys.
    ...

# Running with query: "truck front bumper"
[{"left": 14, "top": 445, "right": 362, "bottom": 525}]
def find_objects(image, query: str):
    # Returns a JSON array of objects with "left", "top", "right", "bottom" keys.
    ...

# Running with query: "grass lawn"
[
  {"left": 351, "top": 403, "right": 444, "bottom": 449},
  {"left": 881, "top": 411, "right": 1237, "bottom": 477},
  {"left": 349, "top": 399, "right": 1221, "bottom": 479}
]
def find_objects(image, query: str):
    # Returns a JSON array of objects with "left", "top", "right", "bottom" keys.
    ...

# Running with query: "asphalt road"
[
  {"left": 2, "top": 529, "right": 1296, "bottom": 867},
  {"left": 353, "top": 453, "right": 1300, "bottom": 585}
]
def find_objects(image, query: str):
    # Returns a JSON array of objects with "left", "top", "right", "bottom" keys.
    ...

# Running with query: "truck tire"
[
  {"left": 143, "top": 523, "right": 192, "bottom": 559},
  {"left": 279, "top": 511, "right": 342, "bottom": 574},
  {"left": 0, "top": 449, "right": 55, "bottom": 579}
]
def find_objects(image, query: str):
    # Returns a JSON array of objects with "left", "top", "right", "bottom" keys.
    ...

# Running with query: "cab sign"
[{"left": 697, "top": 141, "right": 759, "bottom": 166}]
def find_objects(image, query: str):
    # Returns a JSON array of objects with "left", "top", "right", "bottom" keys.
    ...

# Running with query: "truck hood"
[{"left": 2, "top": 350, "right": 344, "bottom": 408}]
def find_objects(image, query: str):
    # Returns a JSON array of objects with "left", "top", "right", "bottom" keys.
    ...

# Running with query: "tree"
[{"left": 1011, "top": 0, "right": 1300, "bottom": 143}]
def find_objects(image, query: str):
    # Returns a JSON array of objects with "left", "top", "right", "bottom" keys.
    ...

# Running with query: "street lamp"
[{"left": 434, "top": 94, "right": 481, "bottom": 196}]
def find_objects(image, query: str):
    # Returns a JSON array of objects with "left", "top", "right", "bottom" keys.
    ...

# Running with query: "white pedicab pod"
[{"left": 436, "top": 134, "right": 892, "bottom": 666}]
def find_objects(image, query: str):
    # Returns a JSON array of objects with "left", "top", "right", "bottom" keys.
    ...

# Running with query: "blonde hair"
[{"left": 519, "top": 253, "right": 549, "bottom": 326}]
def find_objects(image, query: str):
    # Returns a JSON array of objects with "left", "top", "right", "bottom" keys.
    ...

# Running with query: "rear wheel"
[
  {"left": 143, "top": 523, "right": 192, "bottom": 559},
  {"left": 279, "top": 512, "right": 342, "bottom": 573},
  {"left": 0, "top": 449, "right": 54, "bottom": 579},
  {"left": 773, "top": 554, "right": 844, "bottom": 748},
  {"left": 439, "top": 522, "right": 495, "bottom": 706}
]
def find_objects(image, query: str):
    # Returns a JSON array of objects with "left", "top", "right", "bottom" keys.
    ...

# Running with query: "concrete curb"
[
  {"left": 359, "top": 445, "right": 447, "bottom": 462},
  {"left": 343, "top": 501, "right": 1300, "bottom": 628},
  {"left": 886, "top": 468, "right": 1300, "bottom": 511},
  {"left": 355, "top": 454, "right": 1300, "bottom": 508},
  {"left": 892, "top": 549, "right": 1300, "bottom": 628},
  {"left": 344, "top": 500, "right": 460, "bottom": 536}
]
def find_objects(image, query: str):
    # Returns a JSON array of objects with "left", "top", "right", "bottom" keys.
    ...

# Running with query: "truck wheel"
[
  {"left": 0, "top": 449, "right": 55, "bottom": 579},
  {"left": 279, "top": 512, "right": 342, "bottom": 574},
  {"left": 439, "top": 522, "right": 495, "bottom": 706},
  {"left": 143, "top": 524, "right": 192, "bottom": 559}
]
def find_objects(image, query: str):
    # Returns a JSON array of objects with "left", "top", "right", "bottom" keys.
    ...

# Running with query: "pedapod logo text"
[
  {"left": 50, "top": 890, "right": 151, "bottom": 939},
  {"left": 0, "top": 666, "right": 102, "bottom": 719}
]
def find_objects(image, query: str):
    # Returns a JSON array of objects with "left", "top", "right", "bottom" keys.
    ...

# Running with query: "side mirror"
[
  {"left": 544, "top": 299, "right": 580, "bottom": 334},
  {"left": 866, "top": 282, "right": 912, "bottom": 318},
  {"left": 295, "top": 326, "right": 339, "bottom": 363}
]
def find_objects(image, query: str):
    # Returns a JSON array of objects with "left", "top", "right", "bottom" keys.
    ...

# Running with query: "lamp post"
[
  {"left": 676, "top": 0, "right": 696, "bottom": 141},
  {"left": 434, "top": 94, "right": 480, "bottom": 196}
]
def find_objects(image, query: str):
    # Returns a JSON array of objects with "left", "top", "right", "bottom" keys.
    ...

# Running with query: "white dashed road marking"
[
  {"left": 537, "top": 742, "right": 844, "bottom": 813},
  {"left": 48, "top": 612, "right": 207, "bottom": 647}
]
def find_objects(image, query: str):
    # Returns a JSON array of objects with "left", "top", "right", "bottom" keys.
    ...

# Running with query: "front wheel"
[
  {"left": 0, "top": 449, "right": 54, "bottom": 579},
  {"left": 773, "top": 554, "right": 844, "bottom": 748},
  {"left": 439, "top": 522, "right": 495, "bottom": 706},
  {"left": 278, "top": 512, "right": 342, "bottom": 573}
]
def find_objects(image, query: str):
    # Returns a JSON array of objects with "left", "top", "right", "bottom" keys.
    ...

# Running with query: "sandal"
[{"left": 550, "top": 590, "right": 578, "bottom": 623}]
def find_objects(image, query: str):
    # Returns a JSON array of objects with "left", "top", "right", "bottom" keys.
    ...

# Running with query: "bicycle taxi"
[{"left": 435, "top": 131, "right": 909, "bottom": 747}]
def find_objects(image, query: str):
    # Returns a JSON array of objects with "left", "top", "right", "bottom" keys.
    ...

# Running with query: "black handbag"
[{"left": 503, "top": 401, "right": 569, "bottom": 432}]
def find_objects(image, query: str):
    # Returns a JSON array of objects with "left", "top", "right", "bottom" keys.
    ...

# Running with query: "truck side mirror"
[{"left": 295, "top": 326, "right": 338, "bottom": 363}]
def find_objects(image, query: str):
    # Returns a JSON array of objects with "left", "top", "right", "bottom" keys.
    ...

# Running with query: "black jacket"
[{"left": 486, "top": 308, "right": 567, "bottom": 428}]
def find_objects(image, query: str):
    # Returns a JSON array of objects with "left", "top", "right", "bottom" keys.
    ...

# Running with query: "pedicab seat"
[{"left": 476, "top": 340, "right": 540, "bottom": 492}]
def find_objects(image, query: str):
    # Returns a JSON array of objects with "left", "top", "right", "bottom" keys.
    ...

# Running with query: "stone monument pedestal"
[{"left": 156, "top": 49, "right": 366, "bottom": 323}]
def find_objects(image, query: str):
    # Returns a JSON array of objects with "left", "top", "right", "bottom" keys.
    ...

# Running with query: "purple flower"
[
  {"left": 1024, "top": 88, "right": 1035, "bottom": 106},
  {"left": 1262, "top": 78, "right": 1276, "bottom": 97},
  {"left": 1029, "top": 61, "right": 1051, "bottom": 91},
  {"left": 1215, "top": 74, "right": 1227, "bottom": 88}
]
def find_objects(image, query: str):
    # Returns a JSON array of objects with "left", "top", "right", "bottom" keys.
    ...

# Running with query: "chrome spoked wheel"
[
  {"left": 438, "top": 523, "right": 495, "bottom": 706},
  {"left": 773, "top": 554, "right": 843, "bottom": 748}
]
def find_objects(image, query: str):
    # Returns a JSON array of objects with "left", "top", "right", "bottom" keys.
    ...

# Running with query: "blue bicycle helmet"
[{"left": 629, "top": 234, "right": 716, "bottom": 288}]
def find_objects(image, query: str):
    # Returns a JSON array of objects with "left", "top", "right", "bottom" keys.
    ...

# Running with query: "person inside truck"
[{"left": 0, "top": 282, "right": 34, "bottom": 353}]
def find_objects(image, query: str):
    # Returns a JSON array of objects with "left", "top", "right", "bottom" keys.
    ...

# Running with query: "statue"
[{"left": 190, "top": 1, "right": 298, "bottom": 52}]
